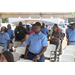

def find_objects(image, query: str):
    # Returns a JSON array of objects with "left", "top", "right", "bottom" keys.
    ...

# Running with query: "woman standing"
[
  {"left": 0, "top": 27, "right": 10, "bottom": 51},
  {"left": 50, "top": 25, "right": 60, "bottom": 49},
  {"left": 50, "top": 25, "right": 61, "bottom": 61}
]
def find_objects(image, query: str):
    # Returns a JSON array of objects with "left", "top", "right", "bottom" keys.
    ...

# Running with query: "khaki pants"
[
  {"left": 15, "top": 35, "right": 28, "bottom": 43},
  {"left": 15, "top": 38, "right": 25, "bottom": 44}
]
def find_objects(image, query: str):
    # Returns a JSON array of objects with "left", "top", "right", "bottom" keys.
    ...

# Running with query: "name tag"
[{"left": 17, "top": 31, "right": 19, "bottom": 34}]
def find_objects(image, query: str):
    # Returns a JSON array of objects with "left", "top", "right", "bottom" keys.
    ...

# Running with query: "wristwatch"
[{"left": 36, "top": 55, "right": 40, "bottom": 58}]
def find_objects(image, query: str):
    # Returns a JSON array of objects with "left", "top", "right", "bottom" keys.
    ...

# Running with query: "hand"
[
  {"left": 32, "top": 56, "right": 37, "bottom": 62},
  {"left": 48, "top": 39, "right": 50, "bottom": 41},
  {"left": 24, "top": 55, "right": 27, "bottom": 59},
  {"left": 7, "top": 45, "right": 9, "bottom": 49},
  {"left": 52, "top": 36, "right": 55, "bottom": 39}
]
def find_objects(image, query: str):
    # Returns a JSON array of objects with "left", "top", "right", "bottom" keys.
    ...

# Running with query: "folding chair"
[
  {"left": 62, "top": 49, "right": 75, "bottom": 56},
  {"left": 65, "top": 45, "right": 75, "bottom": 50},
  {"left": 59, "top": 55, "right": 74, "bottom": 62},
  {"left": 48, "top": 44, "right": 56, "bottom": 62},
  {"left": 0, "top": 46, "right": 3, "bottom": 53},
  {"left": 17, "top": 59, "right": 32, "bottom": 62},
  {"left": 16, "top": 47, "right": 26, "bottom": 57},
  {"left": 11, "top": 52, "right": 19, "bottom": 62}
]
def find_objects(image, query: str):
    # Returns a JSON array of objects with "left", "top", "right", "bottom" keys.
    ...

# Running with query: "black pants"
[
  {"left": 9, "top": 40, "right": 13, "bottom": 52},
  {"left": 50, "top": 41, "right": 59, "bottom": 61},
  {"left": 50, "top": 40, "right": 59, "bottom": 50}
]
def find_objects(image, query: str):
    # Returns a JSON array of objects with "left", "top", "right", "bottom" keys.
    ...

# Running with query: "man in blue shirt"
[
  {"left": 24, "top": 22, "right": 48, "bottom": 62},
  {"left": 68, "top": 23, "right": 75, "bottom": 45},
  {"left": 41, "top": 23, "right": 49, "bottom": 36},
  {"left": 7, "top": 24, "right": 15, "bottom": 52},
  {"left": 7, "top": 24, "right": 14, "bottom": 44}
]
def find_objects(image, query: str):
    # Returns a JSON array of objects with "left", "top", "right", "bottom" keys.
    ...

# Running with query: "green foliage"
[
  {"left": 70, "top": 12, "right": 75, "bottom": 15},
  {"left": 1, "top": 18, "right": 9, "bottom": 23}
]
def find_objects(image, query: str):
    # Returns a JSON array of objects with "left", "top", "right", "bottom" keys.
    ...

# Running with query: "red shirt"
[{"left": 29, "top": 30, "right": 34, "bottom": 35}]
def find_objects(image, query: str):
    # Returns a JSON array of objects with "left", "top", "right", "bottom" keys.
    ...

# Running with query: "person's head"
[
  {"left": 7, "top": 24, "right": 11, "bottom": 29},
  {"left": 1, "top": 51, "right": 14, "bottom": 62},
  {"left": 33, "top": 22, "right": 41, "bottom": 34},
  {"left": 19, "top": 22, "right": 22, "bottom": 27},
  {"left": 46, "top": 25, "right": 48, "bottom": 27},
  {"left": 1, "top": 26, "right": 7, "bottom": 33},
  {"left": 71, "top": 23, "right": 75, "bottom": 30},
  {"left": 26, "top": 25, "right": 30, "bottom": 29},
  {"left": 32, "top": 24, "right": 35, "bottom": 30},
  {"left": 42, "top": 23, "right": 45, "bottom": 28},
  {"left": 53, "top": 25, "right": 58, "bottom": 32},
  {"left": 54, "top": 24, "right": 58, "bottom": 27}
]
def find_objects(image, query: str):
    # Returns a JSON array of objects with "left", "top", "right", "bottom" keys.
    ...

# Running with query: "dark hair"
[
  {"left": 35, "top": 22, "right": 41, "bottom": 26},
  {"left": 2, "top": 26, "right": 7, "bottom": 32},
  {"left": 26, "top": 25, "right": 30, "bottom": 31},
  {"left": 52, "top": 24, "right": 58, "bottom": 36},
  {"left": 54, "top": 24, "right": 58, "bottom": 27},
  {"left": 42, "top": 23, "right": 45, "bottom": 25},
  {"left": 4, "top": 27, "right": 7, "bottom": 32},
  {"left": 8, "top": 24, "right": 11, "bottom": 29},
  {"left": 2, "top": 51, "right": 14, "bottom": 62}
]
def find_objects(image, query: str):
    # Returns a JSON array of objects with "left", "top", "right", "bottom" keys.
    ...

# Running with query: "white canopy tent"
[
  {"left": 0, "top": 12, "right": 75, "bottom": 18},
  {"left": 9, "top": 18, "right": 64, "bottom": 25},
  {"left": 9, "top": 18, "right": 43, "bottom": 24}
]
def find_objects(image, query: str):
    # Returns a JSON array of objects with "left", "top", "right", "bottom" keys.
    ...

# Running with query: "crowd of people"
[{"left": 0, "top": 21, "right": 75, "bottom": 62}]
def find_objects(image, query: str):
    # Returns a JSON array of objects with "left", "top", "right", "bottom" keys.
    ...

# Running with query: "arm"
[
  {"left": 10, "top": 37, "right": 14, "bottom": 39},
  {"left": 37, "top": 47, "right": 47, "bottom": 56},
  {"left": 52, "top": 32, "right": 60, "bottom": 40},
  {"left": 24, "top": 36, "right": 30, "bottom": 59},
  {"left": 51, "top": 36, "right": 60, "bottom": 40},
  {"left": 25, "top": 35, "right": 28, "bottom": 41},
  {"left": 54, "top": 37, "right": 60, "bottom": 40},
  {"left": 24, "top": 45, "right": 29, "bottom": 59},
  {"left": 7, "top": 40, "right": 10, "bottom": 49},
  {"left": 32, "top": 46, "right": 47, "bottom": 62},
  {"left": 24, "top": 28, "right": 28, "bottom": 34},
  {"left": 47, "top": 35, "right": 50, "bottom": 41},
  {"left": 10, "top": 30, "right": 14, "bottom": 39}
]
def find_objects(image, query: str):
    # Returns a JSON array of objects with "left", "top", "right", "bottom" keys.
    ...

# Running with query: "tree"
[{"left": 1, "top": 18, "right": 9, "bottom": 23}]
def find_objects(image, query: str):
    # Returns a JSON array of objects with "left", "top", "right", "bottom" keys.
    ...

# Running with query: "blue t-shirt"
[
  {"left": 69, "top": 29, "right": 75, "bottom": 41},
  {"left": 21, "top": 41, "right": 27, "bottom": 47},
  {"left": 41, "top": 27, "right": 49, "bottom": 36},
  {"left": 27, "top": 31, "right": 48, "bottom": 54},
  {"left": 0, "top": 32, "right": 10, "bottom": 43},
  {"left": 7, "top": 29, "right": 14, "bottom": 41}
]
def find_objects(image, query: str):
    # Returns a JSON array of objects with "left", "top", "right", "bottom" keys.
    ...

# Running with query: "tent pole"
[
  {"left": 0, "top": 18, "right": 1, "bottom": 23},
  {"left": 25, "top": 20, "right": 26, "bottom": 24},
  {"left": 40, "top": 17, "right": 42, "bottom": 25}
]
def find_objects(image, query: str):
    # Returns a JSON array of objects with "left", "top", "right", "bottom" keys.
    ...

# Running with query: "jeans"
[
  {"left": 69, "top": 42, "right": 75, "bottom": 45},
  {"left": 26, "top": 51, "right": 45, "bottom": 62},
  {"left": 0, "top": 43, "right": 8, "bottom": 51},
  {"left": 9, "top": 40, "right": 13, "bottom": 52}
]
